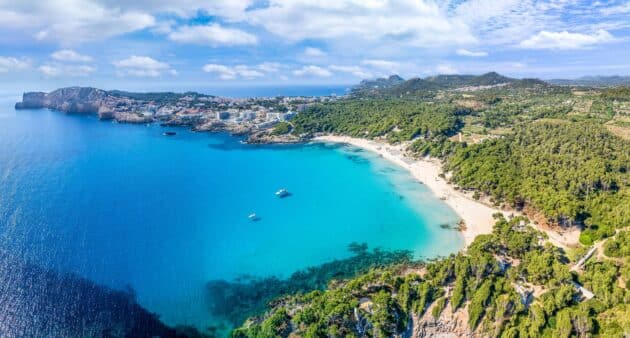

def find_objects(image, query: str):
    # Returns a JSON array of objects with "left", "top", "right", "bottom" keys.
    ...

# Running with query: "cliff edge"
[{"left": 15, "top": 87, "right": 112, "bottom": 118}]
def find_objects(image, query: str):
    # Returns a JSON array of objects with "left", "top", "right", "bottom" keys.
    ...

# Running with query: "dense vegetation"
[
  {"left": 233, "top": 215, "right": 629, "bottom": 337},
  {"left": 291, "top": 99, "right": 465, "bottom": 143},
  {"left": 603, "top": 231, "right": 630, "bottom": 258},
  {"left": 271, "top": 121, "right": 291, "bottom": 135},
  {"left": 444, "top": 121, "right": 630, "bottom": 243}
]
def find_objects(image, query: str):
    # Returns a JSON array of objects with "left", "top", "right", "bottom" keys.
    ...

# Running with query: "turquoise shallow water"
[{"left": 0, "top": 101, "right": 463, "bottom": 329}]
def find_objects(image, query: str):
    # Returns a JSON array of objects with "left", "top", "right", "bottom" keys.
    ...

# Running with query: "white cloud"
[
  {"left": 303, "top": 47, "right": 326, "bottom": 57},
  {"left": 361, "top": 59, "right": 401, "bottom": 73},
  {"left": 244, "top": 0, "right": 475, "bottom": 47},
  {"left": 113, "top": 56, "right": 175, "bottom": 77},
  {"left": 600, "top": 3, "right": 630, "bottom": 15},
  {"left": 436, "top": 64, "right": 458, "bottom": 74},
  {"left": 1, "top": 0, "right": 627, "bottom": 81},
  {"left": 233, "top": 65, "right": 265, "bottom": 79},
  {"left": 1, "top": 0, "right": 627, "bottom": 57},
  {"left": 451, "top": 0, "right": 561, "bottom": 46},
  {"left": 202, "top": 64, "right": 237, "bottom": 80},
  {"left": 456, "top": 49, "right": 488, "bottom": 57},
  {"left": 329, "top": 65, "right": 371, "bottom": 78},
  {"left": 51, "top": 50, "right": 92, "bottom": 62},
  {"left": 292, "top": 65, "right": 332, "bottom": 77},
  {"left": 1, "top": 1, "right": 156, "bottom": 43},
  {"left": 202, "top": 63, "right": 271, "bottom": 80},
  {"left": 0, "top": 56, "right": 30, "bottom": 73},
  {"left": 168, "top": 23, "right": 257, "bottom": 46},
  {"left": 150, "top": 20, "right": 176, "bottom": 34},
  {"left": 519, "top": 30, "right": 613, "bottom": 49},
  {"left": 38, "top": 64, "right": 96, "bottom": 77},
  {"left": 257, "top": 62, "right": 282, "bottom": 73},
  {"left": 38, "top": 65, "right": 60, "bottom": 77},
  {"left": 103, "top": 0, "right": 253, "bottom": 20}
]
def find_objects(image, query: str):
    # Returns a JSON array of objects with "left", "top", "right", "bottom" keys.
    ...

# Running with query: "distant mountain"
[
  {"left": 354, "top": 75, "right": 405, "bottom": 91},
  {"left": 351, "top": 72, "right": 547, "bottom": 97},
  {"left": 548, "top": 75, "right": 630, "bottom": 87},
  {"left": 424, "top": 72, "right": 513, "bottom": 87}
]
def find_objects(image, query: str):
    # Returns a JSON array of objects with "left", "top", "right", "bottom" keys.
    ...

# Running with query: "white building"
[
  {"left": 216, "top": 111, "right": 230, "bottom": 120},
  {"left": 266, "top": 112, "right": 281, "bottom": 120},
  {"left": 240, "top": 111, "right": 257, "bottom": 120}
]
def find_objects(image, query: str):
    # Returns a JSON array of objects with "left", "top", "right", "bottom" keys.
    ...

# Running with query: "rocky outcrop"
[
  {"left": 246, "top": 130, "right": 303, "bottom": 144},
  {"left": 98, "top": 106, "right": 115, "bottom": 120},
  {"left": 14, "top": 92, "right": 46, "bottom": 109},
  {"left": 227, "top": 125, "right": 252, "bottom": 136},
  {"left": 161, "top": 114, "right": 203, "bottom": 127},
  {"left": 114, "top": 112, "right": 153, "bottom": 124},
  {"left": 410, "top": 302, "right": 475, "bottom": 337},
  {"left": 191, "top": 120, "right": 225, "bottom": 132},
  {"left": 46, "top": 87, "right": 108, "bottom": 114},
  {"left": 193, "top": 121, "right": 253, "bottom": 136},
  {"left": 15, "top": 87, "right": 110, "bottom": 117}
]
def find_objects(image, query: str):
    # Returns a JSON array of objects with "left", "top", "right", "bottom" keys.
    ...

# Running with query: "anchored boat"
[{"left": 275, "top": 188, "right": 290, "bottom": 198}]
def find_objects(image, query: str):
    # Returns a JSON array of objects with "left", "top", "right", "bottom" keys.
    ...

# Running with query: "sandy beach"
[
  {"left": 313, "top": 135, "right": 582, "bottom": 249},
  {"left": 313, "top": 135, "right": 501, "bottom": 247}
]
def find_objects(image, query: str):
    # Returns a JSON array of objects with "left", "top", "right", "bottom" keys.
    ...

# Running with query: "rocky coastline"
[{"left": 15, "top": 87, "right": 317, "bottom": 144}]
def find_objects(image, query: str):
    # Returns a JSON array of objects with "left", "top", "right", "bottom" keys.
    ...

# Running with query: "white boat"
[
  {"left": 275, "top": 188, "right": 290, "bottom": 198},
  {"left": 248, "top": 213, "right": 259, "bottom": 221}
]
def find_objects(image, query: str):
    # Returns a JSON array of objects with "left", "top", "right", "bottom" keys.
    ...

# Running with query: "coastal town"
[{"left": 15, "top": 87, "right": 340, "bottom": 142}]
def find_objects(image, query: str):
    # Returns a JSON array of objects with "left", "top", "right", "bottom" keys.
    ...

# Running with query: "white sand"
[{"left": 313, "top": 135, "right": 502, "bottom": 247}]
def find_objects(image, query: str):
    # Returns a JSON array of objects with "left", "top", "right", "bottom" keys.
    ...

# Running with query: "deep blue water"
[{"left": 0, "top": 100, "right": 462, "bottom": 330}]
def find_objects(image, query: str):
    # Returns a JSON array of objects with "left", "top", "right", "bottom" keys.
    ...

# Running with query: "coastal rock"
[
  {"left": 411, "top": 301, "right": 474, "bottom": 337},
  {"left": 114, "top": 112, "right": 154, "bottom": 124},
  {"left": 226, "top": 124, "right": 252, "bottom": 136},
  {"left": 246, "top": 130, "right": 303, "bottom": 144},
  {"left": 162, "top": 114, "right": 202, "bottom": 127},
  {"left": 15, "top": 92, "right": 46, "bottom": 109},
  {"left": 193, "top": 120, "right": 226, "bottom": 132},
  {"left": 45, "top": 87, "right": 107, "bottom": 114},
  {"left": 15, "top": 87, "right": 107, "bottom": 114},
  {"left": 97, "top": 106, "right": 115, "bottom": 120}
]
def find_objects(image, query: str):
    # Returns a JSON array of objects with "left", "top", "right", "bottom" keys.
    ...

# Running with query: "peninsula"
[{"left": 15, "top": 86, "right": 333, "bottom": 143}]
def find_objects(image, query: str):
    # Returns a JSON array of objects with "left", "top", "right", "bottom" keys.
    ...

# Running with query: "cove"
[{"left": 0, "top": 102, "right": 463, "bottom": 330}]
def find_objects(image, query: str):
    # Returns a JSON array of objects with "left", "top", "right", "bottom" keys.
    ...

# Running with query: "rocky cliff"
[
  {"left": 15, "top": 87, "right": 112, "bottom": 118},
  {"left": 14, "top": 92, "right": 47, "bottom": 109}
]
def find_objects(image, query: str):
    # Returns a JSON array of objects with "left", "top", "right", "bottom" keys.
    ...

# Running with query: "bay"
[{"left": 0, "top": 100, "right": 463, "bottom": 330}]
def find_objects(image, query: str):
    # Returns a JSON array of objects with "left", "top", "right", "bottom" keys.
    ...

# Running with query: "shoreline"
[{"left": 312, "top": 135, "right": 501, "bottom": 248}]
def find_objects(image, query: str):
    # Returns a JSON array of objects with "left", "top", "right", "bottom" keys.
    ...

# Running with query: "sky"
[{"left": 0, "top": 0, "right": 629, "bottom": 91}]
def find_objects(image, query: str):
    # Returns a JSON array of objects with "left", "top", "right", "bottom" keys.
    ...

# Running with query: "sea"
[{"left": 0, "top": 87, "right": 463, "bottom": 334}]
